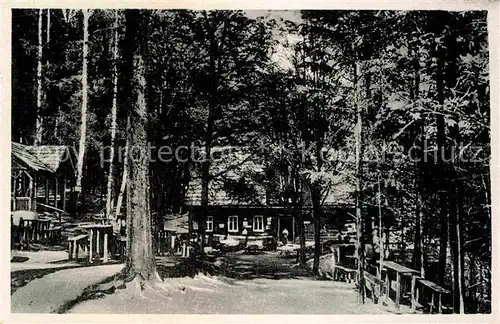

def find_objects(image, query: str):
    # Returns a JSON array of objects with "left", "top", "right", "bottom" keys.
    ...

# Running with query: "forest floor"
[
  {"left": 68, "top": 274, "right": 387, "bottom": 314},
  {"left": 10, "top": 249, "right": 411, "bottom": 314},
  {"left": 11, "top": 263, "right": 125, "bottom": 313}
]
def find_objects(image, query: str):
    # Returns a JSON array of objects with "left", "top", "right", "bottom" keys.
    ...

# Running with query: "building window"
[
  {"left": 206, "top": 216, "right": 213, "bottom": 232},
  {"left": 253, "top": 215, "right": 264, "bottom": 232},
  {"left": 228, "top": 216, "right": 238, "bottom": 233}
]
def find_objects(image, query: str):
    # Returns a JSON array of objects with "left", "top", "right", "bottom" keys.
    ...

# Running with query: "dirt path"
[
  {"left": 11, "top": 265, "right": 85, "bottom": 295},
  {"left": 11, "top": 264, "right": 124, "bottom": 313}
]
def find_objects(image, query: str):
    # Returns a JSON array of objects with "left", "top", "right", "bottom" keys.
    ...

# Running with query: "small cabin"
[
  {"left": 11, "top": 142, "right": 76, "bottom": 216},
  {"left": 184, "top": 146, "right": 356, "bottom": 245}
]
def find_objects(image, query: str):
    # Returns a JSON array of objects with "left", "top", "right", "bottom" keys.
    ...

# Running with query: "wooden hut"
[
  {"left": 11, "top": 142, "right": 76, "bottom": 215},
  {"left": 184, "top": 146, "right": 356, "bottom": 246}
]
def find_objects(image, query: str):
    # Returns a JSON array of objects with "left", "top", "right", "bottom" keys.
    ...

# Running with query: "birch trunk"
[
  {"left": 354, "top": 60, "right": 365, "bottom": 303},
  {"left": 46, "top": 9, "right": 50, "bottom": 43},
  {"left": 75, "top": 9, "right": 89, "bottom": 195},
  {"left": 456, "top": 209, "right": 465, "bottom": 313},
  {"left": 34, "top": 9, "right": 43, "bottom": 145},
  {"left": 106, "top": 10, "right": 119, "bottom": 219},
  {"left": 377, "top": 170, "right": 383, "bottom": 278}
]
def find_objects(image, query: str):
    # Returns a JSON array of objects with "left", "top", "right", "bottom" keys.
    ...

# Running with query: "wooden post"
[
  {"left": 45, "top": 178, "right": 49, "bottom": 205},
  {"left": 385, "top": 271, "right": 390, "bottom": 304},
  {"left": 103, "top": 230, "right": 109, "bottom": 263},
  {"left": 96, "top": 229, "right": 100, "bottom": 260},
  {"left": 438, "top": 293, "right": 442, "bottom": 314},
  {"left": 89, "top": 229, "right": 93, "bottom": 263},
  {"left": 54, "top": 176, "right": 59, "bottom": 209},
  {"left": 32, "top": 221, "right": 38, "bottom": 242},
  {"left": 33, "top": 173, "right": 37, "bottom": 211},
  {"left": 277, "top": 215, "right": 280, "bottom": 241},
  {"left": 395, "top": 271, "right": 401, "bottom": 309},
  {"left": 430, "top": 292, "right": 435, "bottom": 313},
  {"left": 411, "top": 275, "right": 417, "bottom": 312},
  {"left": 19, "top": 217, "right": 24, "bottom": 241},
  {"left": 73, "top": 238, "right": 78, "bottom": 259},
  {"left": 62, "top": 173, "right": 67, "bottom": 211},
  {"left": 415, "top": 283, "right": 420, "bottom": 309},
  {"left": 292, "top": 216, "right": 295, "bottom": 242},
  {"left": 69, "top": 241, "right": 73, "bottom": 259},
  {"left": 11, "top": 215, "right": 14, "bottom": 249},
  {"left": 29, "top": 174, "right": 34, "bottom": 211},
  {"left": 25, "top": 220, "right": 30, "bottom": 249}
]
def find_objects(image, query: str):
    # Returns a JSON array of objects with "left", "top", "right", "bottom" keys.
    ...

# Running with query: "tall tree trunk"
[
  {"left": 311, "top": 185, "right": 322, "bottom": 274},
  {"left": 46, "top": 9, "right": 50, "bottom": 43},
  {"left": 115, "top": 119, "right": 129, "bottom": 218},
  {"left": 377, "top": 169, "right": 383, "bottom": 278},
  {"left": 199, "top": 142, "right": 211, "bottom": 258},
  {"left": 34, "top": 9, "right": 43, "bottom": 145},
  {"left": 436, "top": 57, "right": 449, "bottom": 286},
  {"left": 410, "top": 35, "right": 425, "bottom": 277},
  {"left": 354, "top": 60, "right": 365, "bottom": 303},
  {"left": 297, "top": 209, "right": 306, "bottom": 265},
  {"left": 75, "top": 9, "right": 89, "bottom": 198},
  {"left": 199, "top": 19, "right": 219, "bottom": 259},
  {"left": 451, "top": 122, "right": 466, "bottom": 314},
  {"left": 413, "top": 188, "right": 425, "bottom": 277},
  {"left": 124, "top": 9, "right": 156, "bottom": 281},
  {"left": 106, "top": 10, "right": 119, "bottom": 219}
]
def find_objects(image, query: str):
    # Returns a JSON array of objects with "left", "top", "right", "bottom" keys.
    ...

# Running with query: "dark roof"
[
  {"left": 185, "top": 147, "right": 354, "bottom": 207},
  {"left": 26, "top": 145, "right": 75, "bottom": 173},
  {"left": 185, "top": 147, "right": 267, "bottom": 206},
  {"left": 11, "top": 143, "right": 53, "bottom": 173},
  {"left": 11, "top": 142, "right": 75, "bottom": 174}
]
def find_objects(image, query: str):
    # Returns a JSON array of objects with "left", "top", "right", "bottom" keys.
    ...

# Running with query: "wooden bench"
[
  {"left": 364, "top": 272, "right": 385, "bottom": 304},
  {"left": 68, "top": 234, "right": 89, "bottom": 260},
  {"left": 411, "top": 276, "right": 451, "bottom": 313},
  {"left": 47, "top": 226, "right": 63, "bottom": 244},
  {"left": 334, "top": 265, "right": 358, "bottom": 283}
]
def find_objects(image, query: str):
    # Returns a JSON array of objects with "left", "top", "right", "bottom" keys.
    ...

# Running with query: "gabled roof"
[
  {"left": 185, "top": 146, "right": 355, "bottom": 207},
  {"left": 11, "top": 142, "right": 76, "bottom": 174},
  {"left": 26, "top": 145, "right": 75, "bottom": 173},
  {"left": 185, "top": 147, "right": 267, "bottom": 206},
  {"left": 11, "top": 142, "right": 53, "bottom": 173}
]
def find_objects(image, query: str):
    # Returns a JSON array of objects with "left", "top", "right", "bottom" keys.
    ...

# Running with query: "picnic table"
[
  {"left": 411, "top": 276, "right": 451, "bottom": 313},
  {"left": 380, "top": 260, "right": 419, "bottom": 309},
  {"left": 78, "top": 224, "right": 113, "bottom": 263}
]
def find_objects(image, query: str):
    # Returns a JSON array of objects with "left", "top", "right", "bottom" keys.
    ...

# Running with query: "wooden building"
[
  {"left": 184, "top": 147, "right": 356, "bottom": 245},
  {"left": 11, "top": 142, "right": 76, "bottom": 215}
]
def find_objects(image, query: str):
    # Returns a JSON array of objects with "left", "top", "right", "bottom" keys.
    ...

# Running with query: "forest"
[{"left": 11, "top": 9, "right": 491, "bottom": 313}]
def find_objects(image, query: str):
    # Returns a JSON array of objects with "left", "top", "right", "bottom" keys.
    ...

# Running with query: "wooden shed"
[{"left": 11, "top": 142, "right": 76, "bottom": 214}]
